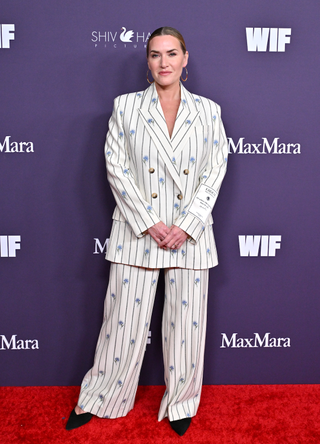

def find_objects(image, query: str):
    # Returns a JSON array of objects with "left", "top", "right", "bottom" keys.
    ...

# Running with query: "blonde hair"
[{"left": 146, "top": 27, "right": 187, "bottom": 56}]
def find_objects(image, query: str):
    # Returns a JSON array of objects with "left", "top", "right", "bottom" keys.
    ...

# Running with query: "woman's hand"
[
  {"left": 147, "top": 222, "right": 171, "bottom": 248},
  {"left": 159, "top": 225, "right": 188, "bottom": 250}
]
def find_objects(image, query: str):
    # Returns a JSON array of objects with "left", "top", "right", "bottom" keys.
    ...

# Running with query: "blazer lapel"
[
  {"left": 170, "top": 84, "right": 199, "bottom": 157},
  {"left": 138, "top": 83, "right": 199, "bottom": 191},
  {"left": 139, "top": 84, "right": 183, "bottom": 191}
]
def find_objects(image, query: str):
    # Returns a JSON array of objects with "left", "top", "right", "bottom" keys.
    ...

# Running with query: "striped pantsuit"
[{"left": 78, "top": 263, "right": 209, "bottom": 422}]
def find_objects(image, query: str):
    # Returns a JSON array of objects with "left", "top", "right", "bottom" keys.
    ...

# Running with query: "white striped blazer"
[{"left": 104, "top": 83, "right": 228, "bottom": 269}]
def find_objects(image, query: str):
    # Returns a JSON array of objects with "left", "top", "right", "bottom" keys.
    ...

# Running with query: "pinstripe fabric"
[
  {"left": 105, "top": 83, "right": 228, "bottom": 269},
  {"left": 158, "top": 268, "right": 209, "bottom": 421},
  {"left": 77, "top": 264, "right": 209, "bottom": 422},
  {"left": 78, "top": 264, "right": 160, "bottom": 418}
]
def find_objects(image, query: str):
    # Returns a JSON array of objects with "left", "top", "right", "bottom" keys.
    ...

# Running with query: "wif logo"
[
  {"left": 0, "top": 236, "right": 21, "bottom": 257},
  {"left": 238, "top": 235, "right": 281, "bottom": 257},
  {"left": 246, "top": 28, "right": 291, "bottom": 52},
  {"left": 0, "top": 24, "right": 15, "bottom": 49}
]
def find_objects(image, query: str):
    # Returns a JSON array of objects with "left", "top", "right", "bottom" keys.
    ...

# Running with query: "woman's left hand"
[{"left": 159, "top": 225, "right": 188, "bottom": 250}]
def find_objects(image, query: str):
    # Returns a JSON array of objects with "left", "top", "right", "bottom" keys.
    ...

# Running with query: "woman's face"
[{"left": 147, "top": 35, "right": 188, "bottom": 89}]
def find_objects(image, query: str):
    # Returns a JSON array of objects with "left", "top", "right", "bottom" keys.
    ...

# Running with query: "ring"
[{"left": 172, "top": 244, "right": 176, "bottom": 249}]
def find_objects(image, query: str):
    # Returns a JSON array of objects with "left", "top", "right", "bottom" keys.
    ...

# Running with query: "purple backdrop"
[{"left": 1, "top": 0, "right": 319, "bottom": 386}]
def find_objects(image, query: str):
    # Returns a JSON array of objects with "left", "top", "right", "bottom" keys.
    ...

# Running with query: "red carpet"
[{"left": 1, "top": 385, "right": 320, "bottom": 443}]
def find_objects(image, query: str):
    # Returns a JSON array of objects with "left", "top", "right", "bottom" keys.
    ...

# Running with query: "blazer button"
[
  {"left": 149, "top": 168, "right": 155, "bottom": 173},
  {"left": 183, "top": 169, "right": 189, "bottom": 175},
  {"left": 177, "top": 194, "right": 183, "bottom": 200},
  {"left": 152, "top": 193, "right": 158, "bottom": 198}
]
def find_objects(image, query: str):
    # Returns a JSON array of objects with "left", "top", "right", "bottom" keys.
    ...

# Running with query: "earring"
[
  {"left": 181, "top": 67, "right": 188, "bottom": 82},
  {"left": 147, "top": 70, "right": 154, "bottom": 84}
]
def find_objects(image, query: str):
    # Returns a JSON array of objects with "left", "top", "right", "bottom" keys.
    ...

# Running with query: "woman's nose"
[{"left": 160, "top": 56, "right": 168, "bottom": 67}]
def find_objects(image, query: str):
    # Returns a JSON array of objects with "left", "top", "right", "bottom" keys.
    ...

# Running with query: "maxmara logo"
[
  {"left": 92, "top": 27, "right": 151, "bottom": 49},
  {"left": 0, "top": 236, "right": 21, "bottom": 257},
  {"left": 0, "top": 334, "right": 39, "bottom": 350},
  {"left": 0, "top": 24, "right": 15, "bottom": 49},
  {"left": 0, "top": 136, "right": 34, "bottom": 153},
  {"left": 239, "top": 235, "right": 281, "bottom": 257},
  {"left": 246, "top": 28, "right": 291, "bottom": 52},
  {"left": 221, "top": 333, "right": 290, "bottom": 348},
  {"left": 93, "top": 238, "right": 109, "bottom": 254},
  {"left": 228, "top": 138, "right": 300, "bottom": 155}
]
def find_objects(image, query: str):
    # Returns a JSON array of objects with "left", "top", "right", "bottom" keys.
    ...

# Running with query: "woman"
[{"left": 66, "top": 26, "right": 228, "bottom": 436}]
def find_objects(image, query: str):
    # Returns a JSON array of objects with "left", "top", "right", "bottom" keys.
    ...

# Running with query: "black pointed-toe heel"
[
  {"left": 65, "top": 408, "right": 93, "bottom": 430},
  {"left": 169, "top": 417, "right": 192, "bottom": 436}
]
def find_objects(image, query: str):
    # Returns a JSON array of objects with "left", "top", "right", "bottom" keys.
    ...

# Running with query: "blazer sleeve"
[
  {"left": 105, "top": 96, "right": 161, "bottom": 238},
  {"left": 174, "top": 104, "right": 228, "bottom": 244}
]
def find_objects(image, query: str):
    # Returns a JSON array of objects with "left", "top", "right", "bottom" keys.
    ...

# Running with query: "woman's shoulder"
[
  {"left": 114, "top": 89, "right": 147, "bottom": 104},
  {"left": 183, "top": 86, "right": 221, "bottom": 113}
]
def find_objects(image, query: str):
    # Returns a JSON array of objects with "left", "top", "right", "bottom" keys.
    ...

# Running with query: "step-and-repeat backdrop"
[{"left": 1, "top": 0, "right": 319, "bottom": 386}]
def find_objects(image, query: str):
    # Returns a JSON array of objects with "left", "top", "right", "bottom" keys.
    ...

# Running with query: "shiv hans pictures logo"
[
  {"left": 220, "top": 333, "right": 290, "bottom": 348},
  {"left": 0, "top": 136, "right": 34, "bottom": 153},
  {"left": 0, "top": 236, "right": 21, "bottom": 257},
  {"left": 228, "top": 138, "right": 301, "bottom": 155},
  {"left": 91, "top": 26, "right": 151, "bottom": 49},
  {"left": 0, "top": 24, "right": 15, "bottom": 49},
  {"left": 246, "top": 28, "right": 291, "bottom": 52},
  {"left": 238, "top": 235, "right": 281, "bottom": 257},
  {"left": 0, "top": 334, "right": 39, "bottom": 350}
]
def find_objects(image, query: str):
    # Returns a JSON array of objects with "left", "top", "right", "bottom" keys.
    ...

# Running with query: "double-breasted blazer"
[{"left": 105, "top": 83, "right": 228, "bottom": 269}]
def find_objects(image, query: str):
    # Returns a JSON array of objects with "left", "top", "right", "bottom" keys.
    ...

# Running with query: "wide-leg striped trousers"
[{"left": 78, "top": 263, "right": 209, "bottom": 422}]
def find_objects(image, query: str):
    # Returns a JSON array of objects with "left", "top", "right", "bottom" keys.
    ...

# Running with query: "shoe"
[
  {"left": 169, "top": 417, "right": 192, "bottom": 436},
  {"left": 65, "top": 408, "right": 93, "bottom": 430}
]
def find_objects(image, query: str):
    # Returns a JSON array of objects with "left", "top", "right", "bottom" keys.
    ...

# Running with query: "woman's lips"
[{"left": 159, "top": 71, "right": 171, "bottom": 75}]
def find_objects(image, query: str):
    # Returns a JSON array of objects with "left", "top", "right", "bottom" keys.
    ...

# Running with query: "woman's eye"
[{"left": 169, "top": 52, "right": 177, "bottom": 56}]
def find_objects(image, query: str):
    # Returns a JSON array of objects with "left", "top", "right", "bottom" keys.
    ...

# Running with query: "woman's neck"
[{"left": 155, "top": 81, "right": 181, "bottom": 103}]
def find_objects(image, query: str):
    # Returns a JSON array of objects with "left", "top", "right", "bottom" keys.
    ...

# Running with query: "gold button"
[
  {"left": 177, "top": 194, "right": 183, "bottom": 200},
  {"left": 183, "top": 169, "right": 189, "bottom": 175},
  {"left": 152, "top": 193, "right": 158, "bottom": 198},
  {"left": 149, "top": 168, "right": 155, "bottom": 173}
]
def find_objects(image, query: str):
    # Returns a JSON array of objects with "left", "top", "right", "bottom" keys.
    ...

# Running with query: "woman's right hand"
[{"left": 147, "top": 222, "right": 170, "bottom": 249}]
